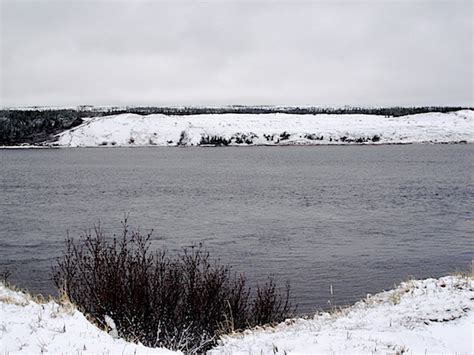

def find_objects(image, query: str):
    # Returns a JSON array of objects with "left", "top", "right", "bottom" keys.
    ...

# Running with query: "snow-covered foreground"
[
  {"left": 54, "top": 110, "right": 474, "bottom": 147},
  {"left": 0, "top": 284, "right": 179, "bottom": 354},
  {"left": 212, "top": 276, "right": 474, "bottom": 355},
  {"left": 1, "top": 275, "right": 472, "bottom": 354}
]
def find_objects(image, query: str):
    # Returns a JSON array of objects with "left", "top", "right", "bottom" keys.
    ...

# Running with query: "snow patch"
[
  {"left": 0, "top": 283, "right": 179, "bottom": 354},
  {"left": 210, "top": 275, "right": 474, "bottom": 355}
]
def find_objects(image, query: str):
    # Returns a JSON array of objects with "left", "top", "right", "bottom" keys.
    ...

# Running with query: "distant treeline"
[
  {"left": 111, "top": 105, "right": 470, "bottom": 117},
  {"left": 0, "top": 106, "right": 471, "bottom": 145},
  {"left": 0, "top": 110, "right": 94, "bottom": 145}
]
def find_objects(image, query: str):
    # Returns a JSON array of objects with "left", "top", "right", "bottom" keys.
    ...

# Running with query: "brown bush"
[{"left": 52, "top": 219, "right": 294, "bottom": 352}]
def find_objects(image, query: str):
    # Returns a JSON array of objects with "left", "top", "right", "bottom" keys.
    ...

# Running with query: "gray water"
[{"left": 0, "top": 145, "right": 472, "bottom": 313}]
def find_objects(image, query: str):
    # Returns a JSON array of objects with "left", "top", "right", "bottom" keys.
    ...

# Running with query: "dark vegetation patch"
[
  {"left": 199, "top": 135, "right": 230, "bottom": 146},
  {"left": 263, "top": 134, "right": 276, "bottom": 142},
  {"left": 231, "top": 132, "right": 258, "bottom": 145},
  {"left": 335, "top": 134, "right": 382, "bottom": 143},
  {"left": 52, "top": 220, "right": 294, "bottom": 352},
  {"left": 304, "top": 134, "right": 324, "bottom": 141},
  {"left": 199, "top": 132, "right": 258, "bottom": 146},
  {"left": 0, "top": 109, "right": 89, "bottom": 145},
  {"left": 279, "top": 131, "right": 291, "bottom": 141},
  {"left": 177, "top": 130, "right": 189, "bottom": 146}
]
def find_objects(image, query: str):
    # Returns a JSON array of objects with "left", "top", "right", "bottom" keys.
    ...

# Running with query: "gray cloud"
[{"left": 1, "top": 0, "right": 472, "bottom": 107}]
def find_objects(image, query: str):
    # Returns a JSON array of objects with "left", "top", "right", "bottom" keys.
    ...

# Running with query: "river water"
[{"left": 0, "top": 145, "right": 472, "bottom": 313}]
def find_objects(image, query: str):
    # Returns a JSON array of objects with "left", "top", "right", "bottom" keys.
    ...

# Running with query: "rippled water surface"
[{"left": 1, "top": 145, "right": 472, "bottom": 313}]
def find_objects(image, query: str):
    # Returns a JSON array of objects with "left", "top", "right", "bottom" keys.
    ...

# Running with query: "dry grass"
[
  {"left": 0, "top": 294, "right": 29, "bottom": 307},
  {"left": 0, "top": 281, "right": 34, "bottom": 306},
  {"left": 0, "top": 280, "right": 76, "bottom": 316},
  {"left": 449, "top": 263, "right": 474, "bottom": 279},
  {"left": 55, "top": 284, "right": 76, "bottom": 315}
]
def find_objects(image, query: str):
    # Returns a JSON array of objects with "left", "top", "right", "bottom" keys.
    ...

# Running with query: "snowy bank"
[
  {"left": 1, "top": 276, "right": 472, "bottom": 354},
  {"left": 0, "top": 283, "right": 179, "bottom": 354},
  {"left": 211, "top": 275, "right": 473, "bottom": 355},
  {"left": 54, "top": 110, "right": 474, "bottom": 147}
]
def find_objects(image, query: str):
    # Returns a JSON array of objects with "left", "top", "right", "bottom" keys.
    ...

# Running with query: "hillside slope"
[{"left": 53, "top": 110, "right": 474, "bottom": 147}]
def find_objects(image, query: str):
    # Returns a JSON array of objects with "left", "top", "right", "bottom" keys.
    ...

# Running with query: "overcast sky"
[{"left": 1, "top": 0, "right": 472, "bottom": 107}]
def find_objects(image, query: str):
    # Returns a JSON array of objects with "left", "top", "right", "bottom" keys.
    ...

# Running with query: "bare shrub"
[
  {"left": 1, "top": 268, "right": 12, "bottom": 284},
  {"left": 52, "top": 219, "right": 294, "bottom": 352}
]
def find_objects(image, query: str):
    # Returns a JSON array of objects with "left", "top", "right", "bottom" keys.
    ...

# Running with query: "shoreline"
[
  {"left": 0, "top": 141, "right": 471, "bottom": 149},
  {"left": 1, "top": 274, "right": 472, "bottom": 354}
]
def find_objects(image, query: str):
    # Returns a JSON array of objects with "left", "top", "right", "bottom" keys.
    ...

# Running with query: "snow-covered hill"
[
  {"left": 1, "top": 275, "right": 472, "bottom": 354},
  {"left": 53, "top": 110, "right": 474, "bottom": 147}
]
